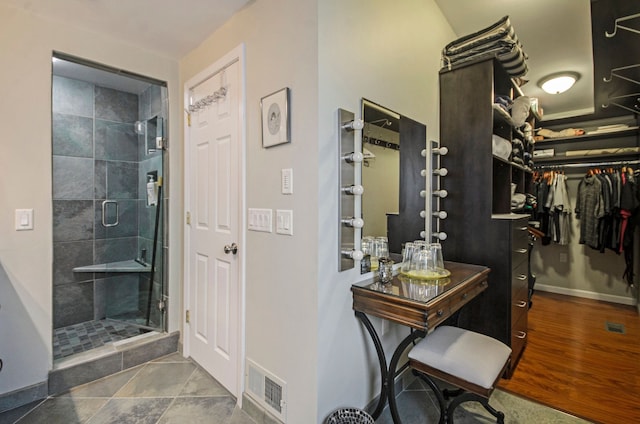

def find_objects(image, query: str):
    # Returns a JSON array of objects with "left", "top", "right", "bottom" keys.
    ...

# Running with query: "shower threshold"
[{"left": 73, "top": 259, "right": 151, "bottom": 273}]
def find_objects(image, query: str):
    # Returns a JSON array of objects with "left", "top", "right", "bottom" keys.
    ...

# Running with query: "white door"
[{"left": 185, "top": 51, "right": 243, "bottom": 396}]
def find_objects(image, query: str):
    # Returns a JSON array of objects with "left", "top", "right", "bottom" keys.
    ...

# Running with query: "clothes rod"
[{"left": 535, "top": 159, "right": 640, "bottom": 169}]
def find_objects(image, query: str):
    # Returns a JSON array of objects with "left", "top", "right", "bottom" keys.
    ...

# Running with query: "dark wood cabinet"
[{"left": 438, "top": 57, "right": 531, "bottom": 376}]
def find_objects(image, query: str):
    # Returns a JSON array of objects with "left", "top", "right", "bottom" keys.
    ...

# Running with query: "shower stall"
[{"left": 51, "top": 54, "right": 168, "bottom": 361}]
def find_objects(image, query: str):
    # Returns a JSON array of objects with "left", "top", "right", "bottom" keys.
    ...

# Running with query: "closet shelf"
[
  {"left": 534, "top": 150, "right": 640, "bottom": 164},
  {"left": 534, "top": 126, "right": 639, "bottom": 145},
  {"left": 493, "top": 104, "right": 515, "bottom": 127},
  {"left": 493, "top": 154, "right": 533, "bottom": 173}
]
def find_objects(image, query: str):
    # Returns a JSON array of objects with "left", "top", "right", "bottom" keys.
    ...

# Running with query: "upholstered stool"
[{"left": 408, "top": 326, "right": 511, "bottom": 424}]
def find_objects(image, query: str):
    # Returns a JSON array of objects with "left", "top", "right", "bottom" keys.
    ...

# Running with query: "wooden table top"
[{"left": 352, "top": 261, "right": 490, "bottom": 331}]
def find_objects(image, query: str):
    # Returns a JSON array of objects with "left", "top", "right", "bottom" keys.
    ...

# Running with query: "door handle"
[
  {"left": 101, "top": 200, "right": 119, "bottom": 227},
  {"left": 224, "top": 243, "right": 238, "bottom": 255}
]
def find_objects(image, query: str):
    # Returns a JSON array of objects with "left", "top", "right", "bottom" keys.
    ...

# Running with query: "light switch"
[
  {"left": 248, "top": 208, "right": 272, "bottom": 232},
  {"left": 276, "top": 209, "right": 293, "bottom": 235},
  {"left": 15, "top": 209, "right": 34, "bottom": 231},
  {"left": 281, "top": 168, "right": 293, "bottom": 194}
]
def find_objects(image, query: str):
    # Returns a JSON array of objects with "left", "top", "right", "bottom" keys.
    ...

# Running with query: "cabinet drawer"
[
  {"left": 511, "top": 312, "right": 528, "bottom": 360},
  {"left": 450, "top": 278, "right": 488, "bottom": 314},
  {"left": 512, "top": 221, "right": 529, "bottom": 242},
  {"left": 511, "top": 261, "right": 528, "bottom": 296},
  {"left": 511, "top": 285, "right": 528, "bottom": 324}
]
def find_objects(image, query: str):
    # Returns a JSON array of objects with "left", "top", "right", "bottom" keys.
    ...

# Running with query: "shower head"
[{"left": 134, "top": 120, "right": 146, "bottom": 135}]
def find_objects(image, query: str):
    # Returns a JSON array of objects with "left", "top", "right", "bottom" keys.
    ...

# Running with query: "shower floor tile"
[{"left": 53, "top": 319, "right": 149, "bottom": 360}]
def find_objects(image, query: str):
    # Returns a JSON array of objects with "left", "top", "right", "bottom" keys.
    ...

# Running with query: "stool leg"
[
  {"left": 413, "top": 371, "right": 447, "bottom": 424},
  {"left": 443, "top": 388, "right": 464, "bottom": 400},
  {"left": 446, "top": 392, "right": 505, "bottom": 424}
]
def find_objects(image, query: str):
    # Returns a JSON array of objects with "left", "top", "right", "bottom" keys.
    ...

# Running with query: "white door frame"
[{"left": 183, "top": 44, "right": 246, "bottom": 401}]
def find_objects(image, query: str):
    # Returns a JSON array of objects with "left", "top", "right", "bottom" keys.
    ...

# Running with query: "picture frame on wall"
[{"left": 260, "top": 87, "right": 290, "bottom": 148}]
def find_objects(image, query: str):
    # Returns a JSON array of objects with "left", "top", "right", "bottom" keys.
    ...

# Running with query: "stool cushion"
[{"left": 408, "top": 326, "right": 511, "bottom": 390}]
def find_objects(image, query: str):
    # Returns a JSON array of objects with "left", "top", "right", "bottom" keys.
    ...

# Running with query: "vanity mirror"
[{"left": 360, "top": 98, "right": 428, "bottom": 272}]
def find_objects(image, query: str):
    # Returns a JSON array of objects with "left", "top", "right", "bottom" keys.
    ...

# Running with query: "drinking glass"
[
  {"left": 401, "top": 242, "right": 416, "bottom": 273},
  {"left": 430, "top": 243, "right": 445, "bottom": 273},
  {"left": 375, "top": 237, "right": 389, "bottom": 259},
  {"left": 361, "top": 236, "right": 373, "bottom": 256}
]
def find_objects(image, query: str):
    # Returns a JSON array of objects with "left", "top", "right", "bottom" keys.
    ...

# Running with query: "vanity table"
[{"left": 351, "top": 261, "right": 490, "bottom": 423}]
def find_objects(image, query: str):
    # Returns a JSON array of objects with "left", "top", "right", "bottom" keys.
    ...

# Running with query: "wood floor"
[{"left": 497, "top": 291, "right": 640, "bottom": 424}]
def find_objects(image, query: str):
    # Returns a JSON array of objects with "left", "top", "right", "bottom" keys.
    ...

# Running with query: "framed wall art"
[{"left": 261, "top": 87, "right": 290, "bottom": 148}]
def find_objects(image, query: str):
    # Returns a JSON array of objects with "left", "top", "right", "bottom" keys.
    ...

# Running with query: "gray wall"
[{"left": 0, "top": 1, "right": 181, "bottom": 395}]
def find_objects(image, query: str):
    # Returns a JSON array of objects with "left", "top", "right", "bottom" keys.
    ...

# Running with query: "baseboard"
[
  {"left": 535, "top": 284, "right": 637, "bottom": 306},
  {"left": 363, "top": 366, "right": 413, "bottom": 416},
  {"left": 241, "top": 392, "right": 282, "bottom": 424},
  {"left": 0, "top": 381, "right": 47, "bottom": 414}
]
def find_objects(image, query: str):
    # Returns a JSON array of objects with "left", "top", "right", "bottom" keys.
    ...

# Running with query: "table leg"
[
  {"left": 387, "top": 330, "right": 424, "bottom": 424},
  {"left": 354, "top": 311, "right": 388, "bottom": 419},
  {"left": 355, "top": 311, "right": 426, "bottom": 423}
]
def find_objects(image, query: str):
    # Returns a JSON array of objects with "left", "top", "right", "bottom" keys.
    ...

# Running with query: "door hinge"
[
  {"left": 186, "top": 309, "right": 190, "bottom": 324},
  {"left": 187, "top": 112, "right": 191, "bottom": 127},
  {"left": 186, "top": 211, "right": 191, "bottom": 225}
]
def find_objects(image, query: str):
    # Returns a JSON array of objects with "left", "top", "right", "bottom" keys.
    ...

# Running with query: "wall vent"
[{"left": 246, "top": 359, "right": 287, "bottom": 422}]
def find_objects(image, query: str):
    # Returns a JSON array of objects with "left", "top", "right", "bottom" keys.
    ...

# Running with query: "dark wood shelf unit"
[{"left": 439, "top": 57, "right": 530, "bottom": 377}]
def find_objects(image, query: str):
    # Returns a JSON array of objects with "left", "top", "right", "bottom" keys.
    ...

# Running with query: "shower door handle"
[{"left": 101, "top": 200, "right": 119, "bottom": 227}]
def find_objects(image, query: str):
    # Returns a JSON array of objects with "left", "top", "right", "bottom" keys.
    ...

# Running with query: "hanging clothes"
[
  {"left": 575, "top": 174, "right": 605, "bottom": 249},
  {"left": 551, "top": 173, "right": 572, "bottom": 245},
  {"left": 535, "top": 171, "right": 572, "bottom": 245},
  {"left": 537, "top": 164, "right": 639, "bottom": 289}
]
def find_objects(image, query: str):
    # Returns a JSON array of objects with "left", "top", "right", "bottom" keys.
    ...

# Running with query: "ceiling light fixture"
[{"left": 538, "top": 72, "right": 580, "bottom": 94}]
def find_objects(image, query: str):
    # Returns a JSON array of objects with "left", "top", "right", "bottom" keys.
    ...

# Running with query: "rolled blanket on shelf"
[{"left": 442, "top": 16, "right": 528, "bottom": 77}]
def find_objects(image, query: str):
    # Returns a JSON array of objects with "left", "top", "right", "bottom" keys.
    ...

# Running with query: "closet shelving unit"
[
  {"left": 534, "top": 117, "right": 640, "bottom": 166},
  {"left": 439, "top": 56, "right": 532, "bottom": 377}
]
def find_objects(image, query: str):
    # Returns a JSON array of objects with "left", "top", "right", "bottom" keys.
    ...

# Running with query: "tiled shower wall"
[{"left": 52, "top": 76, "right": 166, "bottom": 329}]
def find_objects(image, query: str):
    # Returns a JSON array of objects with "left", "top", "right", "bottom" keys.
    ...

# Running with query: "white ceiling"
[
  {"left": 2, "top": 0, "right": 252, "bottom": 59},
  {"left": 436, "top": 0, "right": 594, "bottom": 120},
  {"left": 9, "top": 0, "right": 593, "bottom": 119}
]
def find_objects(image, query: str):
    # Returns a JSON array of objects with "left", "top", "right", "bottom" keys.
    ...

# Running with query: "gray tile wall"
[
  {"left": 52, "top": 74, "right": 168, "bottom": 334},
  {"left": 51, "top": 78, "right": 96, "bottom": 327}
]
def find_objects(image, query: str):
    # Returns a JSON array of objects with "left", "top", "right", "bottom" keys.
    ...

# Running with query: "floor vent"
[
  {"left": 246, "top": 359, "right": 287, "bottom": 422},
  {"left": 605, "top": 321, "right": 625, "bottom": 334}
]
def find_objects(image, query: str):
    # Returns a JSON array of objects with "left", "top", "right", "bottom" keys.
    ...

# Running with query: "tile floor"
[
  {"left": 53, "top": 319, "right": 149, "bottom": 360},
  {"left": 0, "top": 353, "right": 257, "bottom": 424},
  {"left": 0, "top": 353, "right": 592, "bottom": 424},
  {"left": 373, "top": 378, "right": 592, "bottom": 424}
]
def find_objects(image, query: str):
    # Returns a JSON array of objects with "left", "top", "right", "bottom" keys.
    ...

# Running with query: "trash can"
[{"left": 325, "top": 408, "right": 375, "bottom": 424}]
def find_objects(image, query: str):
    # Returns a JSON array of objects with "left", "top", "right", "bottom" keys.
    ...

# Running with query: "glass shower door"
[{"left": 103, "top": 112, "right": 166, "bottom": 332}]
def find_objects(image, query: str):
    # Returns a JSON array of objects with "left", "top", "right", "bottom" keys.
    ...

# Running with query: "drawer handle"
[
  {"left": 515, "top": 331, "right": 527, "bottom": 339},
  {"left": 480, "top": 280, "right": 488, "bottom": 287},
  {"left": 515, "top": 300, "right": 527, "bottom": 308},
  {"left": 437, "top": 309, "right": 444, "bottom": 317},
  {"left": 514, "top": 248, "right": 527, "bottom": 254},
  {"left": 516, "top": 274, "right": 527, "bottom": 281},
  {"left": 462, "top": 293, "right": 468, "bottom": 299},
  {"left": 517, "top": 226, "right": 527, "bottom": 231}
]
